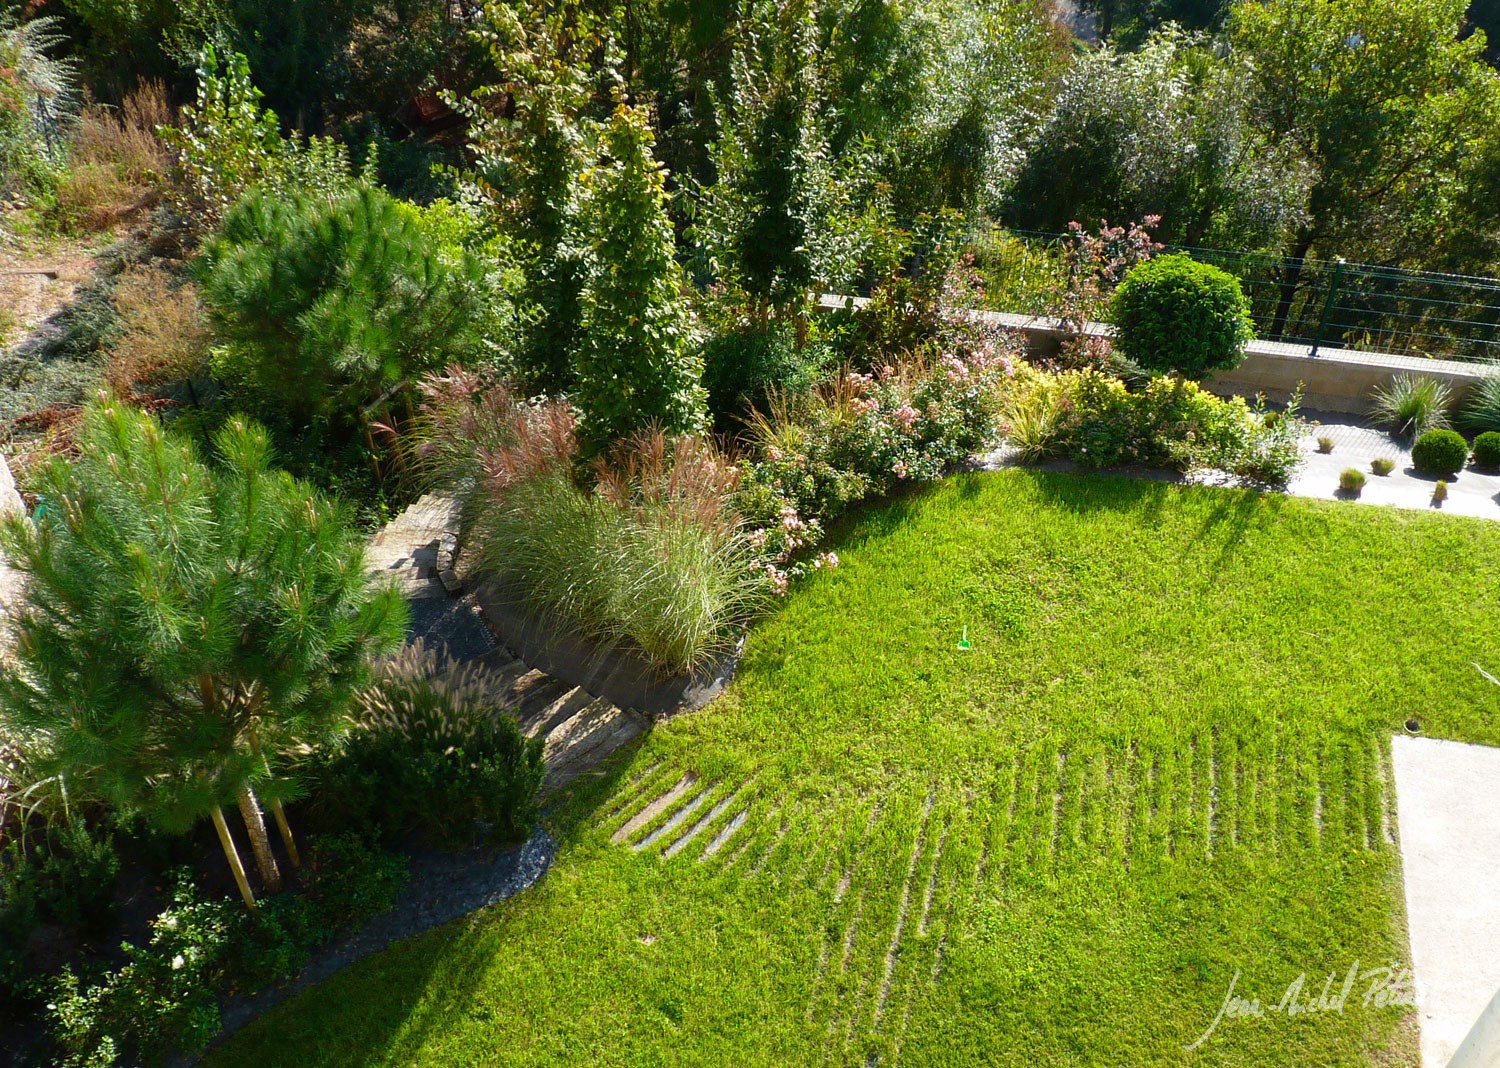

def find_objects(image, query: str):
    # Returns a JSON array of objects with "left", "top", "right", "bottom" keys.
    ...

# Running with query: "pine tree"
[
  {"left": 575, "top": 104, "right": 706, "bottom": 458},
  {"left": 198, "top": 183, "right": 487, "bottom": 443},
  {"left": 0, "top": 398, "right": 407, "bottom": 909}
]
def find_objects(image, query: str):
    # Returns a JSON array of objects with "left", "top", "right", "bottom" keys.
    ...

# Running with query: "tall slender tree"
[
  {"left": 575, "top": 104, "right": 707, "bottom": 458},
  {"left": 0, "top": 398, "right": 406, "bottom": 908}
]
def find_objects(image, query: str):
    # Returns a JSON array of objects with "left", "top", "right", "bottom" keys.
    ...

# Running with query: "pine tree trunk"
[
  {"left": 268, "top": 797, "right": 301, "bottom": 869},
  {"left": 248, "top": 728, "right": 300, "bottom": 869},
  {"left": 237, "top": 785, "right": 283, "bottom": 893},
  {"left": 211, "top": 806, "right": 258, "bottom": 912}
]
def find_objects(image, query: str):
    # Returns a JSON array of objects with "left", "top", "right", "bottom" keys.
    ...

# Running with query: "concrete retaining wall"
[{"left": 816, "top": 296, "right": 1492, "bottom": 416}]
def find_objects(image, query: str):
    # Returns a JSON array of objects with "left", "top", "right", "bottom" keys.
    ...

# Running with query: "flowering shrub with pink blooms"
[{"left": 738, "top": 340, "right": 1013, "bottom": 590}]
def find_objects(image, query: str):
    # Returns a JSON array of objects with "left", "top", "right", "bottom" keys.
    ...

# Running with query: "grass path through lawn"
[{"left": 209, "top": 470, "right": 1500, "bottom": 1067}]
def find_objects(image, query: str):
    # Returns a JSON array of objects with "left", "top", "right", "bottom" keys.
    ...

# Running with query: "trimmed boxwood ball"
[
  {"left": 1471, "top": 431, "right": 1500, "bottom": 470},
  {"left": 1108, "top": 254, "right": 1255, "bottom": 379},
  {"left": 1410, "top": 428, "right": 1470, "bottom": 475}
]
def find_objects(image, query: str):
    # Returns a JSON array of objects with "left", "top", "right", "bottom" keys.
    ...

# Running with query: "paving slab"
[
  {"left": 1391, "top": 735, "right": 1500, "bottom": 1067},
  {"left": 1291, "top": 412, "right": 1500, "bottom": 520}
]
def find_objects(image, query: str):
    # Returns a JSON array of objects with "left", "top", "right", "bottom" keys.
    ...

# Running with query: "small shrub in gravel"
[
  {"left": 1370, "top": 457, "right": 1395, "bottom": 476},
  {"left": 1316, "top": 435, "right": 1334, "bottom": 453},
  {"left": 1470, "top": 431, "right": 1500, "bottom": 470},
  {"left": 1338, "top": 468, "right": 1366, "bottom": 495},
  {"left": 1411, "top": 428, "right": 1469, "bottom": 476}
]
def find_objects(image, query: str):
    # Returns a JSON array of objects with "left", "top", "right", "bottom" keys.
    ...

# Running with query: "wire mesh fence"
[{"left": 998, "top": 229, "right": 1500, "bottom": 364}]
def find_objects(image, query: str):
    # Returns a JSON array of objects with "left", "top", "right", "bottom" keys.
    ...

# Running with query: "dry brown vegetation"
[
  {"left": 104, "top": 265, "right": 211, "bottom": 394},
  {"left": 53, "top": 82, "right": 172, "bottom": 233}
]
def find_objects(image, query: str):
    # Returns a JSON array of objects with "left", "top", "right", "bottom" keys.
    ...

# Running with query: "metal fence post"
[{"left": 1310, "top": 257, "right": 1346, "bottom": 358}]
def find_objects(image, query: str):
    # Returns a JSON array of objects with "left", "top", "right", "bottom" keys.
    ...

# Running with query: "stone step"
[
  {"left": 511, "top": 675, "right": 574, "bottom": 726},
  {"left": 542, "top": 703, "right": 647, "bottom": 793},
  {"left": 518, "top": 685, "right": 594, "bottom": 739},
  {"left": 545, "top": 715, "right": 647, "bottom": 793}
]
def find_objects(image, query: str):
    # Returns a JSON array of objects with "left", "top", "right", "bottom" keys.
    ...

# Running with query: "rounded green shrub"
[
  {"left": 1410, "top": 428, "right": 1470, "bottom": 476},
  {"left": 1108, "top": 254, "right": 1254, "bottom": 379},
  {"left": 1471, "top": 431, "right": 1500, "bottom": 470},
  {"left": 1338, "top": 468, "right": 1366, "bottom": 495}
]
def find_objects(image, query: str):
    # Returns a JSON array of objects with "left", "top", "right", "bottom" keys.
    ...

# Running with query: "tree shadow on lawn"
[
  {"left": 1021, "top": 467, "right": 1284, "bottom": 540},
  {"left": 203, "top": 733, "right": 654, "bottom": 1068}
]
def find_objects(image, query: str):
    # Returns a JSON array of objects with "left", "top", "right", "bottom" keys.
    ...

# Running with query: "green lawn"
[{"left": 210, "top": 470, "right": 1500, "bottom": 1067}]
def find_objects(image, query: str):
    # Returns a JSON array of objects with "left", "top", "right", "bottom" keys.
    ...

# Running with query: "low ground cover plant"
[
  {"left": 1339, "top": 467, "right": 1366, "bottom": 494},
  {"left": 1108, "top": 253, "right": 1254, "bottom": 378},
  {"left": 1371, "top": 456, "right": 1395, "bottom": 475},
  {"left": 1411, "top": 427, "right": 1469, "bottom": 476},
  {"left": 47, "top": 840, "right": 405, "bottom": 1067},
  {"left": 1000, "top": 367, "right": 1304, "bottom": 485}
]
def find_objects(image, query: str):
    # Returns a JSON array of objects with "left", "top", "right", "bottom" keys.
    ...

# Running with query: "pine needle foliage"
[
  {"left": 198, "top": 184, "right": 488, "bottom": 444},
  {"left": 0, "top": 398, "right": 406, "bottom": 859}
]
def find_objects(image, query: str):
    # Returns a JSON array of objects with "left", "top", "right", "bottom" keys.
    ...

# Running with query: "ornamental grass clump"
[
  {"left": 311, "top": 641, "right": 544, "bottom": 846},
  {"left": 1370, "top": 374, "right": 1452, "bottom": 439},
  {"left": 415, "top": 378, "right": 766, "bottom": 676},
  {"left": 1339, "top": 468, "right": 1366, "bottom": 495}
]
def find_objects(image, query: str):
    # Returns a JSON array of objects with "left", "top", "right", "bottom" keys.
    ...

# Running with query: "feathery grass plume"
[
  {"left": 356, "top": 639, "right": 516, "bottom": 745},
  {"left": 1459, "top": 364, "right": 1500, "bottom": 435},
  {"left": 1370, "top": 373, "right": 1452, "bottom": 439},
  {"left": 335, "top": 638, "right": 544, "bottom": 844}
]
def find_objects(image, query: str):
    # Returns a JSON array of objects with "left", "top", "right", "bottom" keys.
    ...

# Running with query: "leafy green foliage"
[
  {"left": 1411, "top": 427, "right": 1470, "bottom": 475},
  {"left": 309, "top": 644, "right": 545, "bottom": 847},
  {"left": 699, "top": 320, "right": 832, "bottom": 426},
  {"left": 0, "top": 398, "right": 406, "bottom": 851},
  {"left": 457, "top": 0, "right": 601, "bottom": 393},
  {"left": 1232, "top": 0, "right": 1500, "bottom": 269},
  {"left": 575, "top": 105, "right": 706, "bottom": 458},
  {"left": 698, "top": 2, "right": 833, "bottom": 314},
  {"left": 47, "top": 842, "right": 405, "bottom": 1067},
  {"left": 1369, "top": 373, "right": 1453, "bottom": 439},
  {"left": 199, "top": 184, "right": 487, "bottom": 444},
  {"left": 1007, "top": 30, "right": 1307, "bottom": 251},
  {"left": 1003, "top": 368, "right": 1305, "bottom": 485},
  {"left": 0, "top": 824, "right": 119, "bottom": 1005},
  {"left": 1470, "top": 431, "right": 1500, "bottom": 470},
  {"left": 1108, "top": 254, "right": 1254, "bottom": 377}
]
